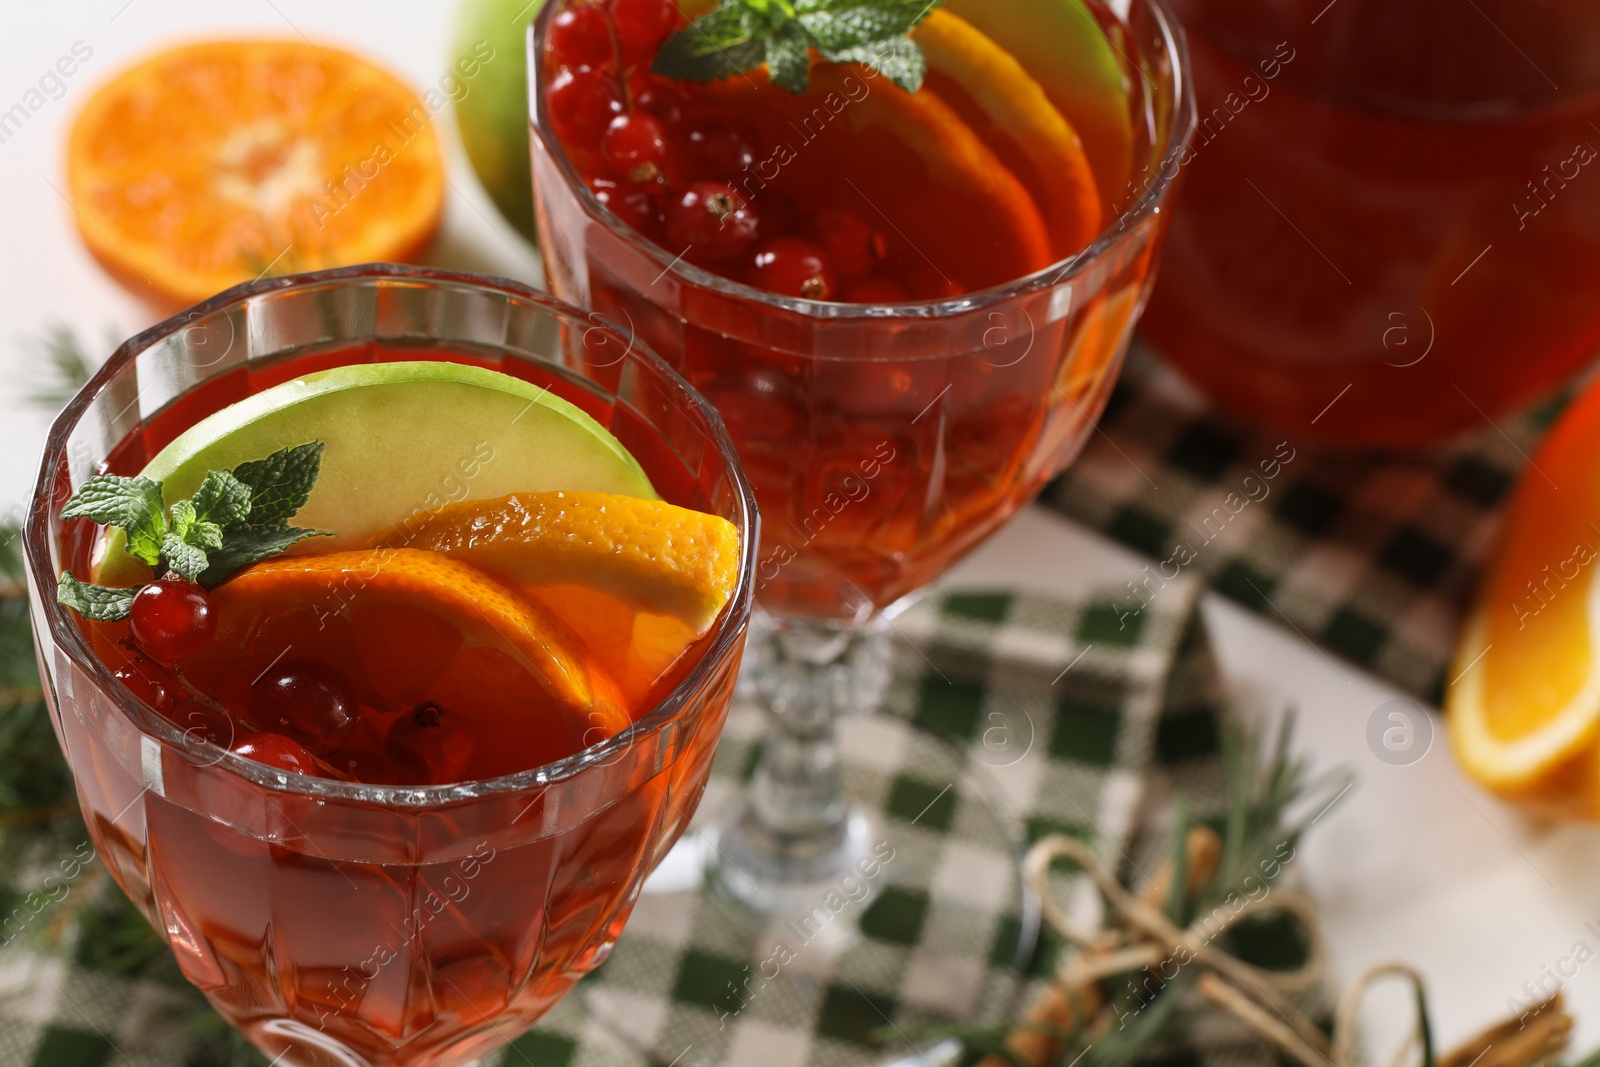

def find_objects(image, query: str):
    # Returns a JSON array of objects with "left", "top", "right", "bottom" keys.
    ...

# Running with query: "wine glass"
[
  {"left": 22, "top": 264, "right": 758, "bottom": 1067},
  {"left": 532, "top": 0, "right": 1192, "bottom": 892}
]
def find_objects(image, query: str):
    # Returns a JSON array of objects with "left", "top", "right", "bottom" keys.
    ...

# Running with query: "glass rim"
[
  {"left": 23, "top": 262, "right": 760, "bottom": 807},
  {"left": 527, "top": 0, "right": 1197, "bottom": 319}
]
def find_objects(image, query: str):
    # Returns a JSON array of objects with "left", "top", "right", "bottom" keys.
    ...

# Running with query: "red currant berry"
[
  {"left": 113, "top": 656, "right": 177, "bottom": 710},
  {"left": 812, "top": 209, "right": 885, "bottom": 282},
  {"left": 548, "top": 66, "right": 626, "bottom": 147},
  {"left": 387, "top": 702, "right": 474, "bottom": 783},
  {"left": 684, "top": 123, "right": 756, "bottom": 181},
  {"left": 613, "top": 0, "right": 681, "bottom": 62},
  {"left": 251, "top": 661, "right": 359, "bottom": 755},
  {"left": 844, "top": 275, "right": 910, "bottom": 304},
  {"left": 549, "top": 4, "right": 615, "bottom": 67},
  {"left": 232, "top": 732, "right": 319, "bottom": 776},
  {"left": 591, "top": 177, "right": 662, "bottom": 234},
  {"left": 749, "top": 238, "right": 837, "bottom": 300},
  {"left": 632, "top": 77, "right": 687, "bottom": 128},
  {"left": 171, "top": 700, "right": 237, "bottom": 748},
  {"left": 666, "top": 181, "right": 759, "bottom": 260},
  {"left": 601, "top": 112, "right": 670, "bottom": 182},
  {"left": 129, "top": 576, "right": 216, "bottom": 664}
]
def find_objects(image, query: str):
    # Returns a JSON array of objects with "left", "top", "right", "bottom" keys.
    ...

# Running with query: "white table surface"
[{"left": 5, "top": 1, "right": 1600, "bottom": 1060}]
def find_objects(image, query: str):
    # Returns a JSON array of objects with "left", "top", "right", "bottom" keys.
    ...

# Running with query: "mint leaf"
[
  {"left": 765, "top": 20, "right": 814, "bottom": 93},
  {"left": 654, "top": 0, "right": 939, "bottom": 94},
  {"left": 653, "top": 3, "right": 768, "bottom": 84},
  {"left": 56, "top": 573, "right": 136, "bottom": 622},
  {"left": 190, "top": 470, "right": 252, "bottom": 528},
  {"left": 56, "top": 439, "right": 337, "bottom": 624},
  {"left": 169, "top": 499, "right": 197, "bottom": 541},
  {"left": 190, "top": 520, "right": 224, "bottom": 551},
  {"left": 60, "top": 475, "right": 166, "bottom": 566},
  {"left": 231, "top": 443, "right": 323, "bottom": 526},
  {"left": 795, "top": 0, "right": 936, "bottom": 51},
  {"left": 166, "top": 501, "right": 221, "bottom": 552},
  {"left": 200, "top": 525, "right": 332, "bottom": 588},
  {"left": 827, "top": 34, "right": 927, "bottom": 91},
  {"left": 161, "top": 532, "right": 209, "bottom": 583}
]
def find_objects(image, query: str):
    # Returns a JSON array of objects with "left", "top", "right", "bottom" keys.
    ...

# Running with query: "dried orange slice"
[
  {"left": 1447, "top": 376, "right": 1600, "bottom": 818},
  {"left": 372, "top": 491, "right": 741, "bottom": 704},
  {"left": 916, "top": 10, "right": 1103, "bottom": 255},
  {"left": 66, "top": 40, "right": 445, "bottom": 305},
  {"left": 200, "top": 547, "right": 629, "bottom": 741}
]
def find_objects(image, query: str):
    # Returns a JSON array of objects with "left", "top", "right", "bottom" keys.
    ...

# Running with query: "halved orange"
[
  {"left": 1447, "top": 375, "right": 1600, "bottom": 819},
  {"left": 916, "top": 10, "right": 1103, "bottom": 255},
  {"left": 373, "top": 491, "right": 742, "bottom": 705},
  {"left": 66, "top": 40, "right": 445, "bottom": 305}
]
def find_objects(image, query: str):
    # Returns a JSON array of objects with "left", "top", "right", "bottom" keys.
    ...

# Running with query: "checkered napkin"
[
  {"left": 1043, "top": 346, "right": 1562, "bottom": 705},
  {"left": 0, "top": 572, "right": 1297, "bottom": 1067}
]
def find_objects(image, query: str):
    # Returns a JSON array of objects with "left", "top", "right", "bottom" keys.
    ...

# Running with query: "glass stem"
[{"left": 710, "top": 613, "right": 892, "bottom": 918}]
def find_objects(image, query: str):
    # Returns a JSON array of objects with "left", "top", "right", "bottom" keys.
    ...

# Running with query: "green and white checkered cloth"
[
  {"left": 0, "top": 566, "right": 1267, "bottom": 1067},
  {"left": 9, "top": 340, "right": 1541, "bottom": 1064},
  {"left": 1046, "top": 346, "right": 1563, "bottom": 704}
]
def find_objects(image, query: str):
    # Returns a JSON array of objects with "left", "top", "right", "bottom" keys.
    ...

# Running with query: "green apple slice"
[
  {"left": 94, "top": 361, "right": 656, "bottom": 585},
  {"left": 943, "top": 0, "right": 1135, "bottom": 207}
]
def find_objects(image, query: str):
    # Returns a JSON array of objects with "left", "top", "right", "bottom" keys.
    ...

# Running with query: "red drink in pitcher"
[{"left": 1144, "top": 0, "right": 1600, "bottom": 446}]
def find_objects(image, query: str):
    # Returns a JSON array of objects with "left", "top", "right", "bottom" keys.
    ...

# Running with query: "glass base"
[
  {"left": 709, "top": 807, "right": 881, "bottom": 924},
  {"left": 574, "top": 712, "right": 1038, "bottom": 1067}
]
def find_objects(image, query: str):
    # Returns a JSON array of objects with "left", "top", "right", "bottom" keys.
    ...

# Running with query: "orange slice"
[
  {"left": 916, "top": 10, "right": 1102, "bottom": 255},
  {"left": 372, "top": 492, "right": 742, "bottom": 705},
  {"left": 945, "top": 0, "right": 1136, "bottom": 210},
  {"left": 693, "top": 64, "right": 1052, "bottom": 291},
  {"left": 66, "top": 40, "right": 445, "bottom": 305},
  {"left": 192, "top": 548, "right": 630, "bottom": 763},
  {"left": 1447, "top": 375, "right": 1600, "bottom": 818}
]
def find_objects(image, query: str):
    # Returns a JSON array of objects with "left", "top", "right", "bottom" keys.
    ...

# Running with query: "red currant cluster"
[
  {"left": 547, "top": 0, "right": 920, "bottom": 302},
  {"left": 115, "top": 576, "right": 469, "bottom": 783}
]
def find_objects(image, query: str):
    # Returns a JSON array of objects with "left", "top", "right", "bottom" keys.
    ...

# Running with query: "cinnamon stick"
[{"left": 1438, "top": 994, "right": 1570, "bottom": 1067}]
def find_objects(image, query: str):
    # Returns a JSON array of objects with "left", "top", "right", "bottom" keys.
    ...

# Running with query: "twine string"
[{"left": 1023, "top": 834, "right": 1425, "bottom": 1067}]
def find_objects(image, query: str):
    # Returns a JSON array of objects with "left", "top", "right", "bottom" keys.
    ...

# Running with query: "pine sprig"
[
  {"left": 653, "top": 0, "right": 942, "bottom": 93},
  {"left": 56, "top": 442, "right": 334, "bottom": 620},
  {"left": 22, "top": 324, "right": 100, "bottom": 410},
  {"left": 887, "top": 714, "right": 1354, "bottom": 1067}
]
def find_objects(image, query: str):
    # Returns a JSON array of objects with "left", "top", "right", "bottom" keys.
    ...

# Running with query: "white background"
[{"left": 3, "top": 1, "right": 1600, "bottom": 1061}]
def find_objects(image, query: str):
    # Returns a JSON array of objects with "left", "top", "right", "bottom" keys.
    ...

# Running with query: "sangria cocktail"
[
  {"left": 24, "top": 265, "right": 757, "bottom": 1067},
  {"left": 529, "top": 0, "right": 1193, "bottom": 916}
]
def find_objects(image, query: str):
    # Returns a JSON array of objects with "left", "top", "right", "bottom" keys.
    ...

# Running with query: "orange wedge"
[
  {"left": 1447, "top": 376, "right": 1600, "bottom": 819},
  {"left": 916, "top": 10, "right": 1102, "bottom": 255},
  {"left": 373, "top": 492, "right": 742, "bottom": 705},
  {"left": 66, "top": 40, "right": 444, "bottom": 305}
]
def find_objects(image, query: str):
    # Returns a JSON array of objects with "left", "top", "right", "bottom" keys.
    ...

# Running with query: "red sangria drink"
[
  {"left": 528, "top": 0, "right": 1193, "bottom": 935},
  {"left": 23, "top": 265, "right": 757, "bottom": 1067},
  {"left": 1143, "top": 0, "right": 1600, "bottom": 446},
  {"left": 535, "top": 0, "right": 1191, "bottom": 623}
]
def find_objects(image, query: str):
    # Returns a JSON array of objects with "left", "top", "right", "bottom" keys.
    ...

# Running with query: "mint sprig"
[
  {"left": 653, "top": 0, "right": 942, "bottom": 94},
  {"left": 55, "top": 442, "right": 334, "bottom": 621}
]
